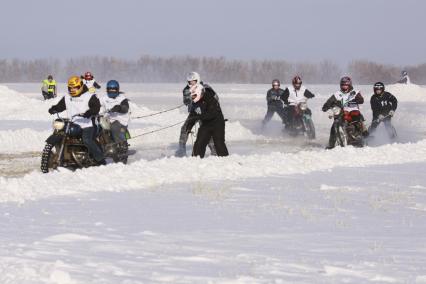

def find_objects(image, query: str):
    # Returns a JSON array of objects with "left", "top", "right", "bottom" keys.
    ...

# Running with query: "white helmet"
[{"left": 186, "top": 72, "right": 201, "bottom": 85}]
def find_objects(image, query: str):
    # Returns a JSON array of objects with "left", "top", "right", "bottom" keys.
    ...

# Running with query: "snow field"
[{"left": 1, "top": 83, "right": 426, "bottom": 283}]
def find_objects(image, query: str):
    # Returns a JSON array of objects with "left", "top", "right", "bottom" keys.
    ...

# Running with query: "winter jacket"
[
  {"left": 266, "top": 88, "right": 285, "bottom": 106},
  {"left": 370, "top": 91, "right": 398, "bottom": 118},
  {"left": 49, "top": 86, "right": 101, "bottom": 128},
  {"left": 282, "top": 87, "right": 315, "bottom": 105},
  {"left": 190, "top": 86, "right": 224, "bottom": 127},
  {"left": 99, "top": 94, "right": 130, "bottom": 126},
  {"left": 322, "top": 88, "right": 364, "bottom": 112}
]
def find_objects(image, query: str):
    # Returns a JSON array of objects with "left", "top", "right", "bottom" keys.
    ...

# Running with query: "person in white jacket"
[
  {"left": 98, "top": 80, "right": 130, "bottom": 143},
  {"left": 82, "top": 71, "right": 102, "bottom": 94}
]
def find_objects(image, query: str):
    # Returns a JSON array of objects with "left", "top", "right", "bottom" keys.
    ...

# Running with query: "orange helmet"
[{"left": 67, "top": 76, "right": 84, "bottom": 97}]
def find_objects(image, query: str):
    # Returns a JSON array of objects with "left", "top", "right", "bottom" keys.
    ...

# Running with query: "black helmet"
[
  {"left": 373, "top": 82, "right": 385, "bottom": 94},
  {"left": 272, "top": 79, "right": 280, "bottom": 87},
  {"left": 47, "top": 75, "right": 53, "bottom": 80}
]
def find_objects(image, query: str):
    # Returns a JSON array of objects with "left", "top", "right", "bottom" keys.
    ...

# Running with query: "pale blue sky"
[{"left": 1, "top": 0, "right": 424, "bottom": 66}]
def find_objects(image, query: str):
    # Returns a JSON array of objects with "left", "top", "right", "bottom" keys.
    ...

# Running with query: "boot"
[{"left": 175, "top": 145, "right": 187, "bottom": 157}]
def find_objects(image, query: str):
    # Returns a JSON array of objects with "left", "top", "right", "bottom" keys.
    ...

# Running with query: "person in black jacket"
[
  {"left": 369, "top": 82, "right": 398, "bottom": 138},
  {"left": 262, "top": 79, "right": 288, "bottom": 127},
  {"left": 175, "top": 72, "right": 217, "bottom": 157},
  {"left": 189, "top": 79, "right": 228, "bottom": 158}
]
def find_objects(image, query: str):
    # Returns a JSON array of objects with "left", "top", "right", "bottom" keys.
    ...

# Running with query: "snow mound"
[
  {"left": 386, "top": 83, "right": 426, "bottom": 102},
  {"left": 1, "top": 139, "right": 426, "bottom": 203},
  {"left": 0, "top": 129, "right": 50, "bottom": 153},
  {"left": 0, "top": 122, "right": 262, "bottom": 155},
  {"left": 0, "top": 85, "right": 53, "bottom": 121}
]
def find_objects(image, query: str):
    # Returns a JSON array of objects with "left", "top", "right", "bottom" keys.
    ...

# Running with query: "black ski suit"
[
  {"left": 262, "top": 88, "right": 287, "bottom": 126},
  {"left": 176, "top": 83, "right": 216, "bottom": 156},
  {"left": 191, "top": 88, "right": 229, "bottom": 158},
  {"left": 369, "top": 91, "right": 398, "bottom": 136}
]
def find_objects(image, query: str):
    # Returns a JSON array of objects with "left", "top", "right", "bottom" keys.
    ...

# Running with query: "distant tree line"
[{"left": 0, "top": 56, "right": 424, "bottom": 84}]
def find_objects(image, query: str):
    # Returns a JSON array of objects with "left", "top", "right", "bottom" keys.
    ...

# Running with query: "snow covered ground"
[{"left": 1, "top": 82, "right": 426, "bottom": 283}]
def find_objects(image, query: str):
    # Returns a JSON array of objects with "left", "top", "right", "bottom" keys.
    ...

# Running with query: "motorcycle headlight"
[
  {"left": 332, "top": 106, "right": 342, "bottom": 116},
  {"left": 52, "top": 120, "right": 65, "bottom": 130},
  {"left": 300, "top": 102, "right": 308, "bottom": 111}
]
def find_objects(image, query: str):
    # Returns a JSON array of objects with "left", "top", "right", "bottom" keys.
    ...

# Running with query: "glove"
[
  {"left": 82, "top": 111, "right": 92, "bottom": 118},
  {"left": 389, "top": 110, "right": 395, "bottom": 117},
  {"left": 109, "top": 105, "right": 122, "bottom": 113},
  {"left": 378, "top": 114, "right": 385, "bottom": 120},
  {"left": 187, "top": 115, "right": 200, "bottom": 124},
  {"left": 48, "top": 107, "right": 57, "bottom": 115}
]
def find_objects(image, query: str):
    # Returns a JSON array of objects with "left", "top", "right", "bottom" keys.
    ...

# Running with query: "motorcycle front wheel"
[
  {"left": 304, "top": 118, "right": 316, "bottom": 140},
  {"left": 41, "top": 143, "right": 59, "bottom": 173},
  {"left": 335, "top": 125, "right": 348, "bottom": 147}
]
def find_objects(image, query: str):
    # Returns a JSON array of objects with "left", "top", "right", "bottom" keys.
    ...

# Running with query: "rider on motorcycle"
[
  {"left": 82, "top": 71, "right": 101, "bottom": 94},
  {"left": 48, "top": 76, "right": 105, "bottom": 165},
  {"left": 282, "top": 75, "right": 315, "bottom": 127},
  {"left": 99, "top": 80, "right": 130, "bottom": 143},
  {"left": 369, "top": 82, "right": 398, "bottom": 138},
  {"left": 322, "top": 76, "right": 367, "bottom": 149}
]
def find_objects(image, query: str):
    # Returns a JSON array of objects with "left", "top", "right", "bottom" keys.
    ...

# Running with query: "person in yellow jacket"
[{"left": 41, "top": 75, "right": 57, "bottom": 100}]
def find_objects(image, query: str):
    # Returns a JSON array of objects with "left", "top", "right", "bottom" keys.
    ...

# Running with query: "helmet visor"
[
  {"left": 107, "top": 88, "right": 119, "bottom": 93},
  {"left": 188, "top": 80, "right": 198, "bottom": 86},
  {"left": 340, "top": 83, "right": 351, "bottom": 92},
  {"left": 374, "top": 86, "right": 384, "bottom": 94},
  {"left": 68, "top": 86, "right": 82, "bottom": 96}
]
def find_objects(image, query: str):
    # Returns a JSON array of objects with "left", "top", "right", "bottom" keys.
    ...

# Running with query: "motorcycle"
[
  {"left": 286, "top": 102, "right": 316, "bottom": 140},
  {"left": 327, "top": 106, "right": 365, "bottom": 148},
  {"left": 41, "top": 115, "right": 129, "bottom": 173}
]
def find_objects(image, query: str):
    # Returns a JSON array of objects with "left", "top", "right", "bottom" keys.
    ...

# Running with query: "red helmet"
[
  {"left": 84, "top": 71, "right": 94, "bottom": 80},
  {"left": 340, "top": 76, "right": 352, "bottom": 92},
  {"left": 292, "top": 76, "right": 302, "bottom": 87}
]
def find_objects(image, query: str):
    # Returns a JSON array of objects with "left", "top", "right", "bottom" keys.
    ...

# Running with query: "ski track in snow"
[{"left": 1, "top": 83, "right": 426, "bottom": 283}]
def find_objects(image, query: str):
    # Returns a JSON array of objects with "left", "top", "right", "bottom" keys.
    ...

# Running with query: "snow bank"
[
  {"left": 0, "top": 85, "right": 53, "bottom": 121},
  {"left": 0, "top": 121, "right": 263, "bottom": 154},
  {"left": 1, "top": 139, "right": 426, "bottom": 203},
  {"left": 0, "top": 129, "right": 50, "bottom": 153},
  {"left": 386, "top": 83, "right": 426, "bottom": 102}
]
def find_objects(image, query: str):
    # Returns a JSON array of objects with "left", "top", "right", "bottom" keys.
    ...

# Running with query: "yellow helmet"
[{"left": 67, "top": 76, "right": 84, "bottom": 97}]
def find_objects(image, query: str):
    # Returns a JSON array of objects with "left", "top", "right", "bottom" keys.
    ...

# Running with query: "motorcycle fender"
[{"left": 46, "top": 134, "right": 63, "bottom": 145}]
